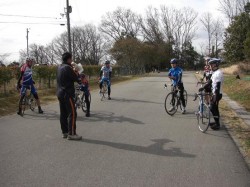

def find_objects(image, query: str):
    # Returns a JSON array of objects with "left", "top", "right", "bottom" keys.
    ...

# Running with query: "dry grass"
[
  {"left": 220, "top": 100, "right": 250, "bottom": 158},
  {"left": 222, "top": 61, "right": 250, "bottom": 75}
]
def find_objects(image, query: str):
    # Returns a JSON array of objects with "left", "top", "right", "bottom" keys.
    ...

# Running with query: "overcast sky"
[{"left": 0, "top": 0, "right": 225, "bottom": 63}]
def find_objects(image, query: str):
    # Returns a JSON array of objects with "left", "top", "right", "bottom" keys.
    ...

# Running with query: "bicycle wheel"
[
  {"left": 197, "top": 104, "right": 210, "bottom": 133},
  {"left": 20, "top": 97, "right": 26, "bottom": 116},
  {"left": 101, "top": 83, "right": 107, "bottom": 101},
  {"left": 184, "top": 90, "right": 188, "bottom": 106},
  {"left": 29, "top": 95, "right": 37, "bottom": 111},
  {"left": 164, "top": 92, "right": 178, "bottom": 116},
  {"left": 81, "top": 93, "right": 91, "bottom": 113}
]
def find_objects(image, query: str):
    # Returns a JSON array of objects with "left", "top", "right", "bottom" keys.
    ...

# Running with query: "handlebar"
[{"left": 193, "top": 92, "right": 211, "bottom": 101}]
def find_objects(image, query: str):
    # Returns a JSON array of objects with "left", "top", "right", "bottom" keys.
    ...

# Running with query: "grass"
[
  {"left": 0, "top": 76, "right": 137, "bottom": 117},
  {"left": 220, "top": 100, "right": 250, "bottom": 158},
  {"left": 223, "top": 75, "right": 250, "bottom": 112}
]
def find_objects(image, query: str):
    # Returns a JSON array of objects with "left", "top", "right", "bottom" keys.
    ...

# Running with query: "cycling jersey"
[
  {"left": 211, "top": 69, "right": 223, "bottom": 95},
  {"left": 101, "top": 66, "right": 112, "bottom": 79},
  {"left": 168, "top": 67, "right": 183, "bottom": 86},
  {"left": 21, "top": 64, "right": 33, "bottom": 85}
]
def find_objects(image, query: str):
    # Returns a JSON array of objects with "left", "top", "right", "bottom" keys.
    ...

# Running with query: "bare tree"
[
  {"left": 99, "top": 7, "right": 141, "bottom": 41},
  {"left": 200, "top": 12, "right": 215, "bottom": 56},
  {"left": 161, "top": 6, "right": 198, "bottom": 57},
  {"left": 140, "top": 7, "right": 164, "bottom": 43},
  {"left": 212, "top": 19, "right": 225, "bottom": 57},
  {"left": 219, "top": 0, "right": 250, "bottom": 22}
]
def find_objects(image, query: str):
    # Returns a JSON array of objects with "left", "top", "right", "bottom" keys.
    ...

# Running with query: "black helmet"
[
  {"left": 208, "top": 58, "right": 221, "bottom": 65},
  {"left": 170, "top": 58, "right": 178, "bottom": 64},
  {"left": 105, "top": 60, "right": 110, "bottom": 65}
]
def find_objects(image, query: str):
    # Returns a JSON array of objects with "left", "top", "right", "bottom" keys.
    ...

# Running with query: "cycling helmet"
[
  {"left": 208, "top": 58, "right": 221, "bottom": 65},
  {"left": 170, "top": 58, "right": 178, "bottom": 64},
  {"left": 105, "top": 60, "right": 110, "bottom": 65}
]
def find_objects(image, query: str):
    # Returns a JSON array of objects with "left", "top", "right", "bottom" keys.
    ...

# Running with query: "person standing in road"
[
  {"left": 57, "top": 52, "right": 82, "bottom": 140},
  {"left": 17, "top": 57, "right": 44, "bottom": 115},
  {"left": 168, "top": 58, "right": 186, "bottom": 114},
  {"left": 199, "top": 58, "right": 224, "bottom": 130},
  {"left": 99, "top": 60, "right": 112, "bottom": 100}
]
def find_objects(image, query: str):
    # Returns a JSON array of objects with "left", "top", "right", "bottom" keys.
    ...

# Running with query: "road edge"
[{"left": 193, "top": 73, "right": 250, "bottom": 171}]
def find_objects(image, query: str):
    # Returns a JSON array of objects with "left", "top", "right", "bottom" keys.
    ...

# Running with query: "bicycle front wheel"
[
  {"left": 165, "top": 92, "right": 178, "bottom": 116},
  {"left": 197, "top": 104, "right": 211, "bottom": 133}
]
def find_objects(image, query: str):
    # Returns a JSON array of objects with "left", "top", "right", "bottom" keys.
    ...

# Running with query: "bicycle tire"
[
  {"left": 184, "top": 90, "right": 188, "bottom": 106},
  {"left": 165, "top": 92, "right": 178, "bottom": 116},
  {"left": 197, "top": 104, "right": 210, "bottom": 133},
  {"left": 81, "top": 93, "right": 91, "bottom": 113},
  {"left": 101, "top": 83, "right": 107, "bottom": 101},
  {"left": 29, "top": 95, "right": 36, "bottom": 111},
  {"left": 20, "top": 97, "right": 26, "bottom": 116}
]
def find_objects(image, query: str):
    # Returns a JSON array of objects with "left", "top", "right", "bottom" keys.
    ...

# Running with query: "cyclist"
[
  {"left": 99, "top": 60, "right": 112, "bottom": 100},
  {"left": 17, "top": 57, "right": 43, "bottom": 115},
  {"left": 199, "top": 58, "right": 223, "bottom": 130},
  {"left": 202, "top": 57, "right": 212, "bottom": 82},
  {"left": 79, "top": 73, "right": 90, "bottom": 117},
  {"left": 57, "top": 52, "right": 82, "bottom": 140},
  {"left": 201, "top": 57, "right": 212, "bottom": 104},
  {"left": 168, "top": 58, "right": 186, "bottom": 114}
]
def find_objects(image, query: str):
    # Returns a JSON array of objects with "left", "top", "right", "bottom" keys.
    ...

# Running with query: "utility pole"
[
  {"left": 26, "top": 28, "right": 29, "bottom": 56},
  {"left": 66, "top": 0, "right": 72, "bottom": 54}
]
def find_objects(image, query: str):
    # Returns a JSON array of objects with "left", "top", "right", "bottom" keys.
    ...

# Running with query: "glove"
[{"left": 198, "top": 87, "right": 204, "bottom": 92}]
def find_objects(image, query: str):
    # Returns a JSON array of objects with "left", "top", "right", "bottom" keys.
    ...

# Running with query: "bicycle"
[
  {"left": 19, "top": 86, "right": 37, "bottom": 116},
  {"left": 164, "top": 84, "right": 188, "bottom": 116},
  {"left": 193, "top": 91, "right": 212, "bottom": 133},
  {"left": 100, "top": 81, "right": 108, "bottom": 101},
  {"left": 75, "top": 85, "right": 91, "bottom": 113}
]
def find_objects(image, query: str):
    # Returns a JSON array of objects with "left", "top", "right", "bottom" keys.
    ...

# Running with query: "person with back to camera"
[{"left": 57, "top": 52, "right": 82, "bottom": 140}]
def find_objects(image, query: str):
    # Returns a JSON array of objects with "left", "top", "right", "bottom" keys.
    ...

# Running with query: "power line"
[
  {"left": 0, "top": 21, "right": 65, "bottom": 25},
  {"left": 0, "top": 13, "right": 60, "bottom": 19}
]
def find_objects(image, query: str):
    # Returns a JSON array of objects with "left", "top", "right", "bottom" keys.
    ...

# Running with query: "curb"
[{"left": 194, "top": 73, "right": 250, "bottom": 171}]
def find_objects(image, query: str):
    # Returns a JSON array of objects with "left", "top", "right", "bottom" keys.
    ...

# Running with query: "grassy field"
[{"left": 0, "top": 76, "right": 136, "bottom": 117}]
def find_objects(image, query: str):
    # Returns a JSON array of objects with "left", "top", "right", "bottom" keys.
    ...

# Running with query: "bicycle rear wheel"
[
  {"left": 184, "top": 90, "right": 188, "bottom": 106},
  {"left": 81, "top": 93, "right": 91, "bottom": 113},
  {"left": 20, "top": 97, "right": 26, "bottom": 116},
  {"left": 29, "top": 95, "right": 37, "bottom": 111},
  {"left": 197, "top": 104, "right": 211, "bottom": 133},
  {"left": 165, "top": 92, "right": 178, "bottom": 116}
]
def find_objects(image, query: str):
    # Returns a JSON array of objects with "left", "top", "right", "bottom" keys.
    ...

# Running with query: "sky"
[{"left": 0, "top": 0, "right": 225, "bottom": 63}]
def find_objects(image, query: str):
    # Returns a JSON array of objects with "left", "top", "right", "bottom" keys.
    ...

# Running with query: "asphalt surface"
[{"left": 0, "top": 72, "right": 250, "bottom": 187}]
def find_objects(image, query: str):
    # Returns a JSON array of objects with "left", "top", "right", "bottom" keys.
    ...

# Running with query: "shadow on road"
[
  {"left": 111, "top": 97, "right": 163, "bottom": 105},
  {"left": 81, "top": 138, "right": 196, "bottom": 158},
  {"left": 78, "top": 111, "right": 145, "bottom": 125}
]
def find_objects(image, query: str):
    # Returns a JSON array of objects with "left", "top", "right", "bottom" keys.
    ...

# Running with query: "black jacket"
[{"left": 57, "top": 63, "right": 79, "bottom": 98}]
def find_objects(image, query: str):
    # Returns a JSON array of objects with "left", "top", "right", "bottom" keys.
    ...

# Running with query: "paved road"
[{"left": 0, "top": 72, "right": 250, "bottom": 187}]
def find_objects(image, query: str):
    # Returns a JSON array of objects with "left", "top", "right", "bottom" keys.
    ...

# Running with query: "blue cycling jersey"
[{"left": 168, "top": 67, "right": 183, "bottom": 86}]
